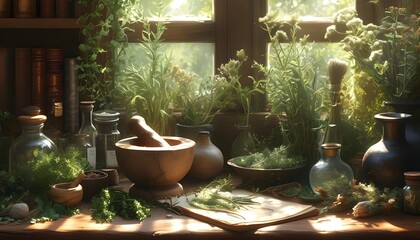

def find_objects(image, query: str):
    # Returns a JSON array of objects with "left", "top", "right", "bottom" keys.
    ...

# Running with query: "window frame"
[{"left": 125, "top": 0, "right": 407, "bottom": 110}]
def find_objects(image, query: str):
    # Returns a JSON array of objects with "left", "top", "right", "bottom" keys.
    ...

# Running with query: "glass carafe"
[
  {"left": 9, "top": 106, "right": 57, "bottom": 174},
  {"left": 309, "top": 143, "right": 354, "bottom": 198}
]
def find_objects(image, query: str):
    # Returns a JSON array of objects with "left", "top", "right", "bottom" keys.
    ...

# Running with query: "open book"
[{"left": 167, "top": 189, "right": 319, "bottom": 232}]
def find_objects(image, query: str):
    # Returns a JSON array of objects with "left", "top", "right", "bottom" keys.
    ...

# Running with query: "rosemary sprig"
[{"left": 188, "top": 176, "right": 258, "bottom": 211}]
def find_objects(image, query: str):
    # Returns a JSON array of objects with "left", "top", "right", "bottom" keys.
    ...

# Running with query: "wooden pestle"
[
  {"left": 69, "top": 172, "right": 86, "bottom": 188},
  {"left": 128, "top": 116, "right": 171, "bottom": 147}
]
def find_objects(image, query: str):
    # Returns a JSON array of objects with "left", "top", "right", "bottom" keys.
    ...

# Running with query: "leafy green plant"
[
  {"left": 259, "top": 14, "right": 324, "bottom": 163},
  {"left": 325, "top": 6, "right": 420, "bottom": 151},
  {"left": 16, "top": 148, "right": 91, "bottom": 196},
  {"left": 90, "top": 188, "right": 151, "bottom": 223},
  {"left": 118, "top": 17, "right": 175, "bottom": 135},
  {"left": 217, "top": 49, "right": 266, "bottom": 127},
  {"left": 172, "top": 66, "right": 227, "bottom": 126},
  {"left": 76, "top": 0, "right": 141, "bottom": 109}
]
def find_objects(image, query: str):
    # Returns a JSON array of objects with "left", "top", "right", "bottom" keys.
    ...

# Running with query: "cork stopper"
[
  {"left": 321, "top": 143, "right": 341, "bottom": 157},
  {"left": 404, "top": 171, "right": 420, "bottom": 187},
  {"left": 18, "top": 106, "right": 47, "bottom": 124}
]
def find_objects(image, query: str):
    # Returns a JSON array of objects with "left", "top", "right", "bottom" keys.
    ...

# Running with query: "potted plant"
[
  {"left": 118, "top": 19, "right": 175, "bottom": 136},
  {"left": 215, "top": 49, "right": 266, "bottom": 158},
  {"left": 172, "top": 65, "right": 227, "bottom": 141},
  {"left": 326, "top": 6, "right": 420, "bottom": 152},
  {"left": 259, "top": 14, "right": 324, "bottom": 165}
]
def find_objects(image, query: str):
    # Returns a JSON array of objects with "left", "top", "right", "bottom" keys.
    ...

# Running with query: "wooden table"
[{"left": 1, "top": 179, "right": 420, "bottom": 240}]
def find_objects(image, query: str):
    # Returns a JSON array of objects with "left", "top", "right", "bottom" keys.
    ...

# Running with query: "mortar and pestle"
[
  {"left": 50, "top": 172, "right": 85, "bottom": 207},
  {"left": 115, "top": 116, "right": 195, "bottom": 200}
]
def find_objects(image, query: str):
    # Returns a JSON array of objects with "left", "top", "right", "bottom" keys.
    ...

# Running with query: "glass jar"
[
  {"left": 230, "top": 125, "right": 256, "bottom": 158},
  {"left": 403, "top": 171, "right": 420, "bottom": 215},
  {"left": 93, "top": 110, "right": 120, "bottom": 169},
  {"left": 9, "top": 106, "right": 57, "bottom": 174},
  {"left": 309, "top": 143, "right": 354, "bottom": 197},
  {"left": 78, "top": 101, "right": 97, "bottom": 168}
]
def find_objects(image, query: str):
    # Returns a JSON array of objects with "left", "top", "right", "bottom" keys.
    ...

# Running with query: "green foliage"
[
  {"left": 325, "top": 6, "right": 420, "bottom": 151},
  {"left": 217, "top": 49, "right": 266, "bottom": 126},
  {"left": 259, "top": 14, "right": 324, "bottom": 163},
  {"left": 76, "top": 0, "right": 142, "bottom": 109},
  {"left": 231, "top": 146, "right": 307, "bottom": 169},
  {"left": 90, "top": 188, "right": 151, "bottom": 223},
  {"left": 172, "top": 66, "right": 227, "bottom": 125},
  {"left": 16, "top": 148, "right": 91, "bottom": 196},
  {"left": 327, "top": 7, "right": 420, "bottom": 102},
  {"left": 188, "top": 176, "right": 257, "bottom": 211},
  {"left": 119, "top": 17, "right": 174, "bottom": 135}
]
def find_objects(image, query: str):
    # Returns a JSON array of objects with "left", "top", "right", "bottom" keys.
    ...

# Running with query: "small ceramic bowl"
[
  {"left": 81, "top": 170, "right": 109, "bottom": 201},
  {"left": 50, "top": 182, "right": 83, "bottom": 207}
]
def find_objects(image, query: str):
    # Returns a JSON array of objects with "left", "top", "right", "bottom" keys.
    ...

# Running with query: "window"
[{"left": 126, "top": 0, "right": 385, "bottom": 105}]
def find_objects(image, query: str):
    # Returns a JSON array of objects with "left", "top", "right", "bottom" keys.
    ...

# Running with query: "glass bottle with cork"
[
  {"left": 9, "top": 106, "right": 57, "bottom": 174},
  {"left": 78, "top": 101, "right": 97, "bottom": 169}
]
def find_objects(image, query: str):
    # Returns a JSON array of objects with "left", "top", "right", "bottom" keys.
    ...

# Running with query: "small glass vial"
[
  {"left": 309, "top": 143, "right": 354, "bottom": 197},
  {"left": 403, "top": 171, "right": 420, "bottom": 215},
  {"left": 9, "top": 106, "right": 57, "bottom": 174},
  {"left": 93, "top": 110, "right": 120, "bottom": 169},
  {"left": 78, "top": 101, "right": 97, "bottom": 168}
]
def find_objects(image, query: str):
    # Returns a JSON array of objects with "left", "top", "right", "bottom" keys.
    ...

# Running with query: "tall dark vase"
[
  {"left": 362, "top": 112, "right": 419, "bottom": 189},
  {"left": 384, "top": 101, "right": 420, "bottom": 151}
]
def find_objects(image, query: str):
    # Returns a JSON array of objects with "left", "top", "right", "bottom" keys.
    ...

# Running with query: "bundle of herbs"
[
  {"left": 230, "top": 146, "right": 307, "bottom": 169},
  {"left": 90, "top": 188, "right": 151, "bottom": 223},
  {"left": 187, "top": 176, "right": 257, "bottom": 212}
]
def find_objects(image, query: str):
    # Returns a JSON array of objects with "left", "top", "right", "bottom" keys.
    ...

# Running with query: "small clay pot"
[
  {"left": 81, "top": 170, "right": 109, "bottom": 201},
  {"left": 50, "top": 182, "right": 83, "bottom": 207}
]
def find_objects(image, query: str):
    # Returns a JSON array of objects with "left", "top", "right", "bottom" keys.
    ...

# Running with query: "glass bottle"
[
  {"left": 78, "top": 101, "right": 97, "bottom": 169},
  {"left": 93, "top": 110, "right": 120, "bottom": 169},
  {"left": 403, "top": 171, "right": 420, "bottom": 215},
  {"left": 66, "top": 133, "right": 92, "bottom": 167},
  {"left": 309, "top": 143, "right": 354, "bottom": 197},
  {"left": 9, "top": 106, "right": 57, "bottom": 174},
  {"left": 230, "top": 125, "right": 256, "bottom": 158}
]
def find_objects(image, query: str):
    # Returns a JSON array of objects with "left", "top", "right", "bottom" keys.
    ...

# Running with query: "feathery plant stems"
[
  {"left": 259, "top": 14, "right": 322, "bottom": 163},
  {"left": 218, "top": 50, "right": 265, "bottom": 127},
  {"left": 122, "top": 18, "right": 174, "bottom": 135}
]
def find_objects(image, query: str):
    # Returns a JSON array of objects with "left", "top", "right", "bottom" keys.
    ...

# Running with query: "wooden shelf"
[{"left": 0, "top": 18, "right": 79, "bottom": 29}]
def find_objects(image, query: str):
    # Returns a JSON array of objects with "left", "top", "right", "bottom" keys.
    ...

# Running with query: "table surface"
[{"left": 1, "top": 178, "right": 420, "bottom": 240}]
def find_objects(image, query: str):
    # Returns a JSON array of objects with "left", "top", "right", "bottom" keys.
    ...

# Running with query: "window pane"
[
  {"left": 124, "top": 43, "right": 214, "bottom": 78},
  {"left": 140, "top": 0, "right": 213, "bottom": 20},
  {"left": 268, "top": 0, "right": 355, "bottom": 19}
]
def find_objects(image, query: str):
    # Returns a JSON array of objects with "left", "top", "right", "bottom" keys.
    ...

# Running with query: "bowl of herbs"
[{"left": 227, "top": 146, "right": 307, "bottom": 186}]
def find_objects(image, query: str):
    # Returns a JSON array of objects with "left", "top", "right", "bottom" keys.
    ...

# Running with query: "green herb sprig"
[
  {"left": 90, "top": 188, "right": 151, "bottom": 223},
  {"left": 231, "top": 146, "right": 307, "bottom": 169},
  {"left": 188, "top": 176, "right": 257, "bottom": 211}
]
